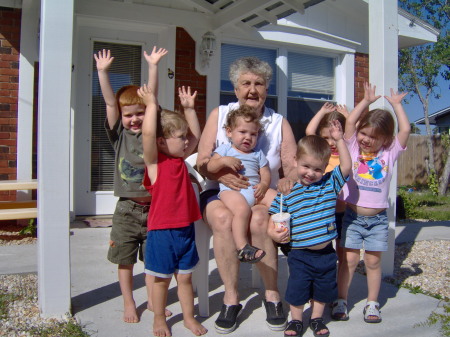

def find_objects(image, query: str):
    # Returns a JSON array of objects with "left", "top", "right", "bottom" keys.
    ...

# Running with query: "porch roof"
[{"left": 75, "top": 0, "right": 437, "bottom": 48}]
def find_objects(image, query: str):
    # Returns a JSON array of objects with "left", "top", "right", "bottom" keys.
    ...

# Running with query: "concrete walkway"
[{"left": 1, "top": 219, "right": 449, "bottom": 336}]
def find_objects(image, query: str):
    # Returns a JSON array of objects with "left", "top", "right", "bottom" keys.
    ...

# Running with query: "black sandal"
[
  {"left": 237, "top": 243, "right": 266, "bottom": 263},
  {"left": 284, "top": 320, "right": 303, "bottom": 337},
  {"left": 309, "top": 317, "right": 330, "bottom": 337}
]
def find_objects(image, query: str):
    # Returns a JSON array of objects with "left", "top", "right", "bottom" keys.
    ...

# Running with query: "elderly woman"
[{"left": 197, "top": 57, "right": 297, "bottom": 334}]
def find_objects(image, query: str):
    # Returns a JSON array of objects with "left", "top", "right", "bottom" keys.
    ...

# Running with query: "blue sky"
[
  {"left": 403, "top": 75, "right": 449, "bottom": 133},
  {"left": 397, "top": 1, "right": 449, "bottom": 134}
]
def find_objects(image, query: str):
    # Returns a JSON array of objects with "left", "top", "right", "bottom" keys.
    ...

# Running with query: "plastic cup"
[{"left": 272, "top": 212, "right": 291, "bottom": 240}]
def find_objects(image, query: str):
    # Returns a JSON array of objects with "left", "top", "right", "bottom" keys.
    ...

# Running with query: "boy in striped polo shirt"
[{"left": 268, "top": 119, "right": 350, "bottom": 337}]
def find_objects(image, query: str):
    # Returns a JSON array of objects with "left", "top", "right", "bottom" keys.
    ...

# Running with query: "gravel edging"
[
  {"left": 0, "top": 274, "right": 84, "bottom": 337},
  {"left": 356, "top": 239, "right": 450, "bottom": 300}
]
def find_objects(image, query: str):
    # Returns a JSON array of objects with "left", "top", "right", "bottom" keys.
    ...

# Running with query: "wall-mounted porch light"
[{"left": 200, "top": 31, "right": 216, "bottom": 67}]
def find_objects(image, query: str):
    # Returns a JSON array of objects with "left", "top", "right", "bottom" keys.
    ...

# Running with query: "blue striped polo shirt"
[{"left": 269, "top": 166, "right": 347, "bottom": 248}]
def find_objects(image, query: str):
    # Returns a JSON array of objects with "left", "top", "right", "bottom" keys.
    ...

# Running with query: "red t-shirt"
[{"left": 143, "top": 152, "right": 201, "bottom": 230}]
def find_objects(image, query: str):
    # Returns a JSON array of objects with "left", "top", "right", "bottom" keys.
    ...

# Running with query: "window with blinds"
[
  {"left": 220, "top": 44, "right": 278, "bottom": 110},
  {"left": 91, "top": 41, "right": 142, "bottom": 191},
  {"left": 219, "top": 44, "right": 335, "bottom": 142},
  {"left": 287, "top": 52, "right": 335, "bottom": 141},
  {"left": 288, "top": 51, "right": 334, "bottom": 99}
]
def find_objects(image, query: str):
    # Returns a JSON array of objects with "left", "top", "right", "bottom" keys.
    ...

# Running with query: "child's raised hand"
[
  {"left": 178, "top": 86, "right": 197, "bottom": 110},
  {"left": 329, "top": 119, "right": 344, "bottom": 141},
  {"left": 385, "top": 88, "right": 408, "bottom": 106},
  {"left": 144, "top": 46, "right": 168, "bottom": 65},
  {"left": 320, "top": 102, "right": 335, "bottom": 114},
  {"left": 363, "top": 82, "right": 382, "bottom": 104},
  {"left": 336, "top": 104, "right": 349, "bottom": 118},
  {"left": 137, "top": 84, "right": 156, "bottom": 107},
  {"left": 94, "top": 49, "right": 114, "bottom": 72}
]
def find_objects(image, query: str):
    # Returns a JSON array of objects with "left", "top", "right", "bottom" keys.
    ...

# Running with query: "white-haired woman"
[{"left": 197, "top": 56, "right": 297, "bottom": 334}]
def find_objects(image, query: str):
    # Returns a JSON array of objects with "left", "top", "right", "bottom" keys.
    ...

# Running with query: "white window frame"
[
  {"left": 72, "top": 17, "right": 173, "bottom": 215},
  {"left": 218, "top": 42, "right": 352, "bottom": 118}
]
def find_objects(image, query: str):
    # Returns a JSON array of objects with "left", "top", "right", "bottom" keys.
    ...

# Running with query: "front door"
[{"left": 73, "top": 23, "right": 171, "bottom": 215}]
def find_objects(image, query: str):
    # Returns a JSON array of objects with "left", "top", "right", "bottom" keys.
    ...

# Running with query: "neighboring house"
[
  {"left": 415, "top": 106, "right": 450, "bottom": 134},
  {"left": 0, "top": 0, "right": 438, "bottom": 316}
]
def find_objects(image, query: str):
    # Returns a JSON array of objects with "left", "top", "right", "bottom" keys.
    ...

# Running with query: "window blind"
[{"left": 288, "top": 51, "right": 334, "bottom": 97}]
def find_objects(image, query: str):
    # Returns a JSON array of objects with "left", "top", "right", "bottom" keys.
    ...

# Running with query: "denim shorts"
[
  {"left": 107, "top": 198, "right": 149, "bottom": 265},
  {"left": 341, "top": 208, "right": 388, "bottom": 251},
  {"left": 285, "top": 244, "right": 337, "bottom": 306},
  {"left": 144, "top": 224, "right": 199, "bottom": 278}
]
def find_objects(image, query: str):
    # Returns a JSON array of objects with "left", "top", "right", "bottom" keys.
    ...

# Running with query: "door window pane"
[{"left": 91, "top": 42, "right": 142, "bottom": 191}]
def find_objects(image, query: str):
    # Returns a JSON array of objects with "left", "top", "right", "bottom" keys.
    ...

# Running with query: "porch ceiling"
[{"left": 104, "top": 0, "right": 330, "bottom": 32}]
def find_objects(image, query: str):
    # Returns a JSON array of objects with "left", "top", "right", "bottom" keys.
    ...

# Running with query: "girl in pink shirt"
[{"left": 331, "top": 83, "right": 411, "bottom": 324}]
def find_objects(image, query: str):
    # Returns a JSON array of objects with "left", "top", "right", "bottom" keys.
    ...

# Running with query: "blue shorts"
[
  {"left": 285, "top": 244, "right": 337, "bottom": 306},
  {"left": 144, "top": 224, "right": 199, "bottom": 278},
  {"left": 341, "top": 208, "right": 388, "bottom": 251}
]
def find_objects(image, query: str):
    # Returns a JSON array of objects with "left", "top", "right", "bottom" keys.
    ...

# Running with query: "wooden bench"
[{"left": 0, "top": 179, "right": 38, "bottom": 220}]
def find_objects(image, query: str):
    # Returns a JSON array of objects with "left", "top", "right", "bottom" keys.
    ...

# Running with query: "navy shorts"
[
  {"left": 199, "top": 188, "right": 220, "bottom": 214},
  {"left": 144, "top": 224, "right": 199, "bottom": 278},
  {"left": 335, "top": 212, "right": 344, "bottom": 240},
  {"left": 285, "top": 244, "right": 337, "bottom": 306}
]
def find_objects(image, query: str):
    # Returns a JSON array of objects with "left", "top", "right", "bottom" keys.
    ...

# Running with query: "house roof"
[
  {"left": 415, "top": 106, "right": 450, "bottom": 125},
  {"left": 398, "top": 7, "right": 440, "bottom": 48},
  {"left": 72, "top": 0, "right": 437, "bottom": 50}
]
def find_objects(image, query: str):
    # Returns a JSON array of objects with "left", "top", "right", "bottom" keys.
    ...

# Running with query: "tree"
[
  {"left": 398, "top": 0, "right": 449, "bottom": 195},
  {"left": 410, "top": 123, "right": 421, "bottom": 134}
]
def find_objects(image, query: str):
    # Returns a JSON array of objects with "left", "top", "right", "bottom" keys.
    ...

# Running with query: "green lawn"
[{"left": 397, "top": 188, "right": 450, "bottom": 221}]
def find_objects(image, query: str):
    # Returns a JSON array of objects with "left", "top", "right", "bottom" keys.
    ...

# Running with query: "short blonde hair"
[
  {"left": 224, "top": 105, "right": 262, "bottom": 131},
  {"left": 296, "top": 135, "right": 331, "bottom": 165},
  {"left": 157, "top": 109, "right": 188, "bottom": 138}
]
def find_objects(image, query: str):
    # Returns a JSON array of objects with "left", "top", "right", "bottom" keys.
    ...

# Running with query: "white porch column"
[
  {"left": 335, "top": 53, "right": 355, "bottom": 109},
  {"left": 368, "top": 0, "right": 398, "bottom": 276},
  {"left": 17, "top": 0, "right": 39, "bottom": 200},
  {"left": 37, "top": 0, "right": 74, "bottom": 316}
]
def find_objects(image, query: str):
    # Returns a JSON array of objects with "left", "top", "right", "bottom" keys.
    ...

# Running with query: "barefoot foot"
[
  {"left": 153, "top": 315, "right": 171, "bottom": 336},
  {"left": 148, "top": 303, "right": 173, "bottom": 317},
  {"left": 184, "top": 317, "right": 208, "bottom": 336},
  {"left": 123, "top": 302, "right": 139, "bottom": 323}
]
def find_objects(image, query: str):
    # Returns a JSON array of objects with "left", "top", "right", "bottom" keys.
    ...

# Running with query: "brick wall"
[
  {"left": 354, "top": 52, "right": 369, "bottom": 106},
  {"left": 0, "top": 7, "right": 21, "bottom": 202},
  {"left": 175, "top": 27, "right": 207, "bottom": 128}
]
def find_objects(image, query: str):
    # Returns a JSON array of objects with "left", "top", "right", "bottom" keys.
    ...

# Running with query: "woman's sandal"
[
  {"left": 363, "top": 301, "right": 382, "bottom": 323},
  {"left": 309, "top": 317, "right": 330, "bottom": 337},
  {"left": 237, "top": 243, "right": 266, "bottom": 263},
  {"left": 331, "top": 299, "right": 349, "bottom": 321},
  {"left": 284, "top": 320, "right": 303, "bottom": 337}
]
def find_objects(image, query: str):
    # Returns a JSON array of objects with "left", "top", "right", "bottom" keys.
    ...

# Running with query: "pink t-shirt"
[{"left": 341, "top": 132, "right": 406, "bottom": 209}]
